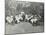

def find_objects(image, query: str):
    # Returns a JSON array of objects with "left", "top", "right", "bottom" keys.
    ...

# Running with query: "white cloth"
[
  {"left": 25, "top": 15, "right": 33, "bottom": 20},
  {"left": 6, "top": 16, "right": 13, "bottom": 23},
  {"left": 15, "top": 15, "right": 20, "bottom": 23},
  {"left": 31, "top": 18, "right": 38, "bottom": 23},
  {"left": 25, "top": 15, "right": 29, "bottom": 20},
  {"left": 19, "top": 14, "right": 23, "bottom": 20}
]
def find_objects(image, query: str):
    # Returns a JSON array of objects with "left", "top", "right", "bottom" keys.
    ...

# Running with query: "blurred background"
[
  {"left": 5, "top": 0, "right": 44, "bottom": 20},
  {"left": 5, "top": 0, "right": 44, "bottom": 34}
]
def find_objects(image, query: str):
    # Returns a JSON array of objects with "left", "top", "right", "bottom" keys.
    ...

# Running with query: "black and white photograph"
[{"left": 5, "top": 0, "right": 44, "bottom": 35}]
